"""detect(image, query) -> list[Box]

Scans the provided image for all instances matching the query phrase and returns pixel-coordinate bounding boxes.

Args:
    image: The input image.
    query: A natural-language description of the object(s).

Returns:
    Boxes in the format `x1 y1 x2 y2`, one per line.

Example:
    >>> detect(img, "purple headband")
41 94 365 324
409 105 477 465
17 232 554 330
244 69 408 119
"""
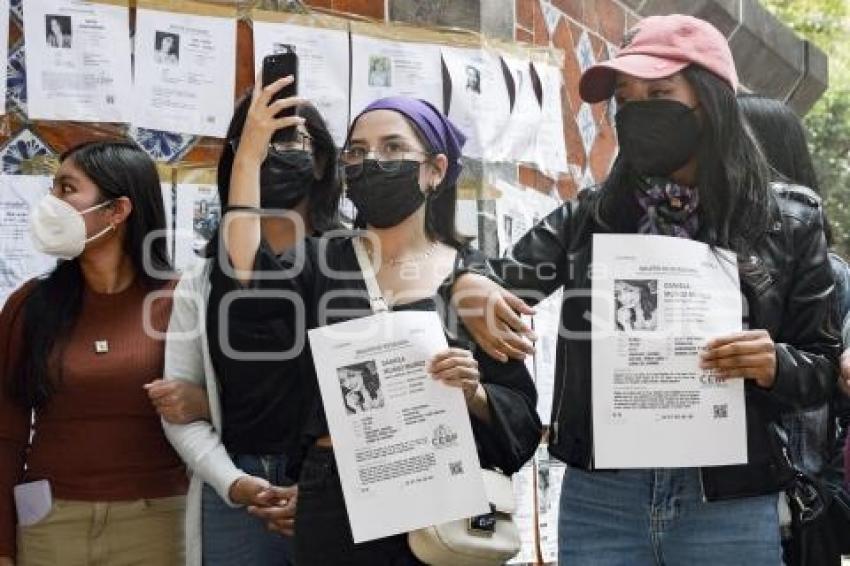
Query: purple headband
348 97 467 187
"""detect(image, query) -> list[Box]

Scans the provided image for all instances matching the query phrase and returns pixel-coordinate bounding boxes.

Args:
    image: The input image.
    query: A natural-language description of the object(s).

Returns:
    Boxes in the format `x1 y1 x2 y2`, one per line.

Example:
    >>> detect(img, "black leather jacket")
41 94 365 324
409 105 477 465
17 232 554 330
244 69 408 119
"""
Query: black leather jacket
481 183 840 500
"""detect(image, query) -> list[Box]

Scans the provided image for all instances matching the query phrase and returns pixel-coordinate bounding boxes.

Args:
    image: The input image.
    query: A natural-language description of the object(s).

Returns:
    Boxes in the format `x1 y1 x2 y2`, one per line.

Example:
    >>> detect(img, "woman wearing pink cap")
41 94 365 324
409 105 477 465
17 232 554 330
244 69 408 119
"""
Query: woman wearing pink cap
449 14 838 564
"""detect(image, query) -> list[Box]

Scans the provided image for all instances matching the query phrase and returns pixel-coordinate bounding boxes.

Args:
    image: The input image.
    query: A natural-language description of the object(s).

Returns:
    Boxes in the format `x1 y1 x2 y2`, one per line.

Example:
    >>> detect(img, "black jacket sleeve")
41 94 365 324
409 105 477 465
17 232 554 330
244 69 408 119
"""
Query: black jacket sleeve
769 198 841 410
470 349 542 475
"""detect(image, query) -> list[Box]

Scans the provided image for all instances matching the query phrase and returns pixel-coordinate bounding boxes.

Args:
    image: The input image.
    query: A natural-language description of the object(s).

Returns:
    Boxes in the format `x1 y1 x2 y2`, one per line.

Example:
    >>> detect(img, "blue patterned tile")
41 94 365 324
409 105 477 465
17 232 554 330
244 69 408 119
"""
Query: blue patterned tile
0 128 54 175
128 126 196 163
7 42 26 115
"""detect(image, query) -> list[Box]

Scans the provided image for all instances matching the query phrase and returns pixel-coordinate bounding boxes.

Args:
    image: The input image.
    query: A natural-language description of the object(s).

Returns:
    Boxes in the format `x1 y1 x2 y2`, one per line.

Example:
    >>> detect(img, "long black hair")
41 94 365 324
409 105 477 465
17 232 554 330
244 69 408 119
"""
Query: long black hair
14 140 172 408
205 91 342 258
737 94 819 192
593 66 774 256
737 93 832 244
349 114 467 249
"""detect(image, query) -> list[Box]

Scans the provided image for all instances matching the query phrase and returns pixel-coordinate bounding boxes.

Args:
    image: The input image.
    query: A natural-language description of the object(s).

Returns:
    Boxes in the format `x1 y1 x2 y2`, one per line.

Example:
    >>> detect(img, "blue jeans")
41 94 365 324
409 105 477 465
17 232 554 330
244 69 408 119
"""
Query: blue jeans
201 453 293 566
558 467 782 565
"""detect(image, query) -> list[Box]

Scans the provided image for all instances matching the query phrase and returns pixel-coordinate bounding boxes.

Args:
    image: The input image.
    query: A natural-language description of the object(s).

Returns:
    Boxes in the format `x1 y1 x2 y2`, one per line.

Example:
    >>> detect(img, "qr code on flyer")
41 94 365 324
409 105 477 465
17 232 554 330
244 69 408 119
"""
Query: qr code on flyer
449 461 464 476
713 404 728 419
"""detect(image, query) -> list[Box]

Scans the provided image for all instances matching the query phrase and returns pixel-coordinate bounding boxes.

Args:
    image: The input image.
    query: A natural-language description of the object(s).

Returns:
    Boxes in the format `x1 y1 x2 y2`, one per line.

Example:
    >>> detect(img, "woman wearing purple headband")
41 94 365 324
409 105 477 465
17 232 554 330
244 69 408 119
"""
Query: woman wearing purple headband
221 81 541 564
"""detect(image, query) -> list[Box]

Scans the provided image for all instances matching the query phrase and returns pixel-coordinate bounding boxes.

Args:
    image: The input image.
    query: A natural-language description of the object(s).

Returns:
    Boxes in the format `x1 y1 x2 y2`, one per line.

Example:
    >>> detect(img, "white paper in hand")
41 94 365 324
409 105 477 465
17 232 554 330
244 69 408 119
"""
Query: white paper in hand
14 480 53 527
308 311 489 542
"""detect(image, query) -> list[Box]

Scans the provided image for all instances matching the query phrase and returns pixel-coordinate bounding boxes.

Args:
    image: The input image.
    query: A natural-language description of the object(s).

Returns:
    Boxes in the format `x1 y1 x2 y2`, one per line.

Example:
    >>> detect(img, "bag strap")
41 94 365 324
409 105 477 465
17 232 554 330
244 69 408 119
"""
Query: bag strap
352 237 389 314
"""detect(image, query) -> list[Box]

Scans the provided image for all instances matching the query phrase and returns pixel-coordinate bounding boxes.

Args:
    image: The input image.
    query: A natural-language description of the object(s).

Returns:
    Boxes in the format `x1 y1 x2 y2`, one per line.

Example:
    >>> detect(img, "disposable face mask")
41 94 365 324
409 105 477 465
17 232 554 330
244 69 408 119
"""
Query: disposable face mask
30 193 115 259
259 149 315 210
615 99 701 178
345 160 426 228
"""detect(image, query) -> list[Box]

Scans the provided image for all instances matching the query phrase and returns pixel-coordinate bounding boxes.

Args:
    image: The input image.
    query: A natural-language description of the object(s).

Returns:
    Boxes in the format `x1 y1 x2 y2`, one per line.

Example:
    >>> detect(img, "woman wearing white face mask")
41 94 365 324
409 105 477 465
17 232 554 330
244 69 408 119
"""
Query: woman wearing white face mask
0 141 187 566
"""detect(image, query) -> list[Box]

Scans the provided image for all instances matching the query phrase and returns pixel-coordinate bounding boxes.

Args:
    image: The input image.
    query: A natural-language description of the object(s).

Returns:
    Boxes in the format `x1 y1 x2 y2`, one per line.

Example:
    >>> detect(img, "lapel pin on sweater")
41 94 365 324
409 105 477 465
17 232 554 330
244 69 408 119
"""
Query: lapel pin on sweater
94 340 109 354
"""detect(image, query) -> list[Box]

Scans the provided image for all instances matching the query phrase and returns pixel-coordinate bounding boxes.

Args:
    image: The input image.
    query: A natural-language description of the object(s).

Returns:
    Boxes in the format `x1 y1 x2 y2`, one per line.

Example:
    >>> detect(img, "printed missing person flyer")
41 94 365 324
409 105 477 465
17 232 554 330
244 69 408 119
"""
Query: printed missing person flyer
309 310 488 542
591 234 747 468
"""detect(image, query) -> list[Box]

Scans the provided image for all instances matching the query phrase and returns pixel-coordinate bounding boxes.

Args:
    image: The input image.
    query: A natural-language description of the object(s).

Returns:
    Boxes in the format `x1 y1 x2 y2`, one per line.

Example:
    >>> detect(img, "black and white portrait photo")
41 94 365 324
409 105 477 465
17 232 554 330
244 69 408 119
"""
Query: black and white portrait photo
614 279 658 332
502 215 514 243
368 56 391 87
154 31 180 66
45 15 72 49
337 361 385 416
465 65 481 94
192 195 220 256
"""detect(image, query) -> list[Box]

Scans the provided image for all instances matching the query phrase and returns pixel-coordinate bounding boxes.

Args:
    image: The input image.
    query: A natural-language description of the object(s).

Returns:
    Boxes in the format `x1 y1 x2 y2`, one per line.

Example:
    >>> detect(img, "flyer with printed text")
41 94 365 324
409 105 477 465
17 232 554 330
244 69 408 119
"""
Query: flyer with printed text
24 0 132 122
591 234 747 468
309 311 489 542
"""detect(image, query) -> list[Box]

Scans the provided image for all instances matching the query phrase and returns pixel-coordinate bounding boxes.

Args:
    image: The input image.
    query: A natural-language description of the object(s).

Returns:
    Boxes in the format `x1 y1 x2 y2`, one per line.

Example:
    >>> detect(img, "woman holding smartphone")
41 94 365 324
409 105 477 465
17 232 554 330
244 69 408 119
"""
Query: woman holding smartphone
221 79 542 564
148 82 343 566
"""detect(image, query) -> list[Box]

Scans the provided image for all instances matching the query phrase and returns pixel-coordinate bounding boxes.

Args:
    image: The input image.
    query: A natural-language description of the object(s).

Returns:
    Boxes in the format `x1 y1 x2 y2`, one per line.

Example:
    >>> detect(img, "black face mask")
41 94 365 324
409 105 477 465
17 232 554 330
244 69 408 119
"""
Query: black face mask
615 99 701 178
259 150 315 209
345 159 426 228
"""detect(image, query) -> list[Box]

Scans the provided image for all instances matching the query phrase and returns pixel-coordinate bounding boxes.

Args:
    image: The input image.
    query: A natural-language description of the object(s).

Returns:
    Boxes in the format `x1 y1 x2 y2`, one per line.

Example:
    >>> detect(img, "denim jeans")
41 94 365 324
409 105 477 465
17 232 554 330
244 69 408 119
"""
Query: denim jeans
781 405 830 477
201 453 293 566
294 445 423 566
558 467 782 565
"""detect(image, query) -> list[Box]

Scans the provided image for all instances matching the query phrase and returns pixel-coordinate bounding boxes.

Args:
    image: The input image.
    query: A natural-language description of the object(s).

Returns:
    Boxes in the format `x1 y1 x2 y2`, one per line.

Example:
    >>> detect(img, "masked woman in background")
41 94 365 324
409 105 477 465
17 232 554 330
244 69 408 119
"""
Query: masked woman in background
147 82 343 566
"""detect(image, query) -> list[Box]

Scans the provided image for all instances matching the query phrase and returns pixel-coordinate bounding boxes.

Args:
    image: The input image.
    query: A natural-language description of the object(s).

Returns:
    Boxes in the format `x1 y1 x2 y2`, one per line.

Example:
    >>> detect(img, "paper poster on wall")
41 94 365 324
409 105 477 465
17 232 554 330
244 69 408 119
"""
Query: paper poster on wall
455 199 479 248
533 289 562 423
133 7 236 137
506 463 537 564
24 0 132 122
253 18 351 147
580 166 596 191
442 46 511 160
0 176 56 308
0 0 9 115
523 174 561 223
161 182 174 263
499 54 542 163
350 33 443 118
494 182 533 256
537 446 566 563
533 63 568 175
174 182 220 271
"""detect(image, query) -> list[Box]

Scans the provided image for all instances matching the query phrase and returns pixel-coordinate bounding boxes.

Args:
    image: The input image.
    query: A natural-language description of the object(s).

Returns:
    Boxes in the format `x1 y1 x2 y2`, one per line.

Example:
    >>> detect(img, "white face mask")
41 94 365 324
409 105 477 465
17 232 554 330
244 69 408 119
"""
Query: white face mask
30 193 115 259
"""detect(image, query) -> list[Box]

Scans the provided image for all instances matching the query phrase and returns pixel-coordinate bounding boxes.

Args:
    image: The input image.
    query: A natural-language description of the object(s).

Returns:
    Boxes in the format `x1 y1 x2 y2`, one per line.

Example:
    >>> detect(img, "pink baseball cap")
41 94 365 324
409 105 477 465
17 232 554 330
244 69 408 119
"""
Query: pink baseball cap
579 14 738 103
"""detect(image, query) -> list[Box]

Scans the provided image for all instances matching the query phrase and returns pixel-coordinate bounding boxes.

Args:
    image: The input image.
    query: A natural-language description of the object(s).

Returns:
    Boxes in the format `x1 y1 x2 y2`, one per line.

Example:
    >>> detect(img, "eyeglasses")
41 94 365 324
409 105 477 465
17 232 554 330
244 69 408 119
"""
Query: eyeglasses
228 133 313 156
339 147 433 176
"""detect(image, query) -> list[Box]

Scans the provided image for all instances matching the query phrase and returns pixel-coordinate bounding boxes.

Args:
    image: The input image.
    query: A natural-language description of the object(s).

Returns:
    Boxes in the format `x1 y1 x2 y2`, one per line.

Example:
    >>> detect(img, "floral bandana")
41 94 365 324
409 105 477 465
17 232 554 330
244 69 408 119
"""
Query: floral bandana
635 177 699 238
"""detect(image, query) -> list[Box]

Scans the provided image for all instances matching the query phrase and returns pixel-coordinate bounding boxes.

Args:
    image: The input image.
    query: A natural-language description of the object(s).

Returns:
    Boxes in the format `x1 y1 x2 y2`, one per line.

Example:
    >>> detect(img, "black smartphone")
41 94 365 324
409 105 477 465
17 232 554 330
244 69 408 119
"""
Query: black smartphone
262 47 298 142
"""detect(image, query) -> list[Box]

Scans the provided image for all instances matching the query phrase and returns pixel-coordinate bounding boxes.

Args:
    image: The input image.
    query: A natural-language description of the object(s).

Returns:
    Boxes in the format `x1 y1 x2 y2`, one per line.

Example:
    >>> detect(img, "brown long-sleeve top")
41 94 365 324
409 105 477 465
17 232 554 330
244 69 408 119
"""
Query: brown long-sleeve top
0 278 188 559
